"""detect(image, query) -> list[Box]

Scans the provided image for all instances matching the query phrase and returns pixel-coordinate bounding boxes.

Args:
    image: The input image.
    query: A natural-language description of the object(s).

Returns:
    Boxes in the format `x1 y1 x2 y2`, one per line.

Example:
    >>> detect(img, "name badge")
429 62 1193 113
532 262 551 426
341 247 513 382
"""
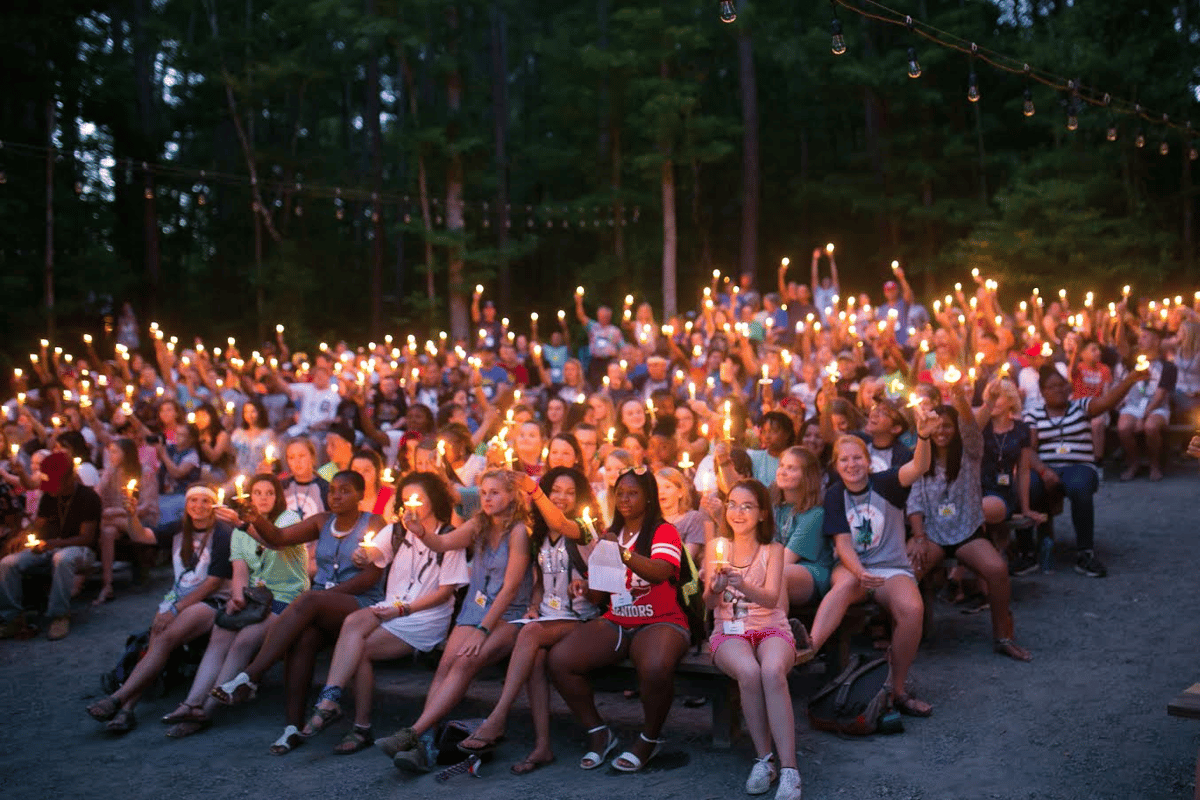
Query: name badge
1055 443 1072 455
997 474 1011 487
937 503 957 518
722 620 746 635
612 591 633 609
473 590 488 608
546 596 562 611
324 581 335 590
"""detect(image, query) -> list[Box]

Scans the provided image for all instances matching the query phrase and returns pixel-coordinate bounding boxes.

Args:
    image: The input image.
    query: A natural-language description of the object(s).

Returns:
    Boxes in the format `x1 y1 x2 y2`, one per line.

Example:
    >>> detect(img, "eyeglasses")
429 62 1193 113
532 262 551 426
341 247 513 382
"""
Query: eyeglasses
726 501 759 513
619 465 649 477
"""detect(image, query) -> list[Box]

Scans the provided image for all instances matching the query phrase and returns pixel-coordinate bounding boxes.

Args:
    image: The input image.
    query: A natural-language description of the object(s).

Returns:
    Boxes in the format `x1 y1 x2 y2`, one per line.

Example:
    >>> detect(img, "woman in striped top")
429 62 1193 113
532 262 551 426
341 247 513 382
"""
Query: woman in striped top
1025 365 1148 578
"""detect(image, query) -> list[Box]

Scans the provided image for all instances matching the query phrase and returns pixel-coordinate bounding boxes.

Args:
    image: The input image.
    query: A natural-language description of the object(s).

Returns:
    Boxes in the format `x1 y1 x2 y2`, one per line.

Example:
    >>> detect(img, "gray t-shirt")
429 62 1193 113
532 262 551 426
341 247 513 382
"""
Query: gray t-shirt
670 509 708 548
823 470 911 571
906 412 984 547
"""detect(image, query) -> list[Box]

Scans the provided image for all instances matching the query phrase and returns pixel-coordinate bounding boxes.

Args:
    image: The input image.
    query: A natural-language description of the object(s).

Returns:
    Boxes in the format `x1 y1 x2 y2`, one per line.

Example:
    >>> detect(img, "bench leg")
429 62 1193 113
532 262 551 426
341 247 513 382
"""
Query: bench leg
710 683 738 749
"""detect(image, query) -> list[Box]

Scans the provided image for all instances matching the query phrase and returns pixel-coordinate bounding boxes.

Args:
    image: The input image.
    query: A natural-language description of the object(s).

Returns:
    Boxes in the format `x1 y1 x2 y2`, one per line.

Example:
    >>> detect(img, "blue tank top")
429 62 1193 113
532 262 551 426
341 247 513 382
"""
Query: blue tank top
313 512 384 606
455 525 533 626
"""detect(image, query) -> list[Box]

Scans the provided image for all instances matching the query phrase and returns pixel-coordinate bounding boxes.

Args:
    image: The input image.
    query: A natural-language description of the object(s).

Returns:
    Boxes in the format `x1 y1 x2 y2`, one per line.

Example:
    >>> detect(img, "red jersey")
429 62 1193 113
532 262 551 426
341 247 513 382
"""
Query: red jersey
604 522 687 628
1071 362 1111 400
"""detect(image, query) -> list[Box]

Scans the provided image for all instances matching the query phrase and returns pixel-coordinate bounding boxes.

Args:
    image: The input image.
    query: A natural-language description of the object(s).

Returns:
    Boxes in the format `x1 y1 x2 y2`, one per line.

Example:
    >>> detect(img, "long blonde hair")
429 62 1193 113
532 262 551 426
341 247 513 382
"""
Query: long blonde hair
473 469 529 554
654 466 695 515
1178 318 1200 361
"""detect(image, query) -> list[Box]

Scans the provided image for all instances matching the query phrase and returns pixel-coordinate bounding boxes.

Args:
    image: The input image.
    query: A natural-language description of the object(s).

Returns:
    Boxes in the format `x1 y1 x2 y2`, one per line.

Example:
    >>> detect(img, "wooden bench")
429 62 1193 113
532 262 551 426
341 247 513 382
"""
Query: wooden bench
1167 683 1200 800
615 649 740 748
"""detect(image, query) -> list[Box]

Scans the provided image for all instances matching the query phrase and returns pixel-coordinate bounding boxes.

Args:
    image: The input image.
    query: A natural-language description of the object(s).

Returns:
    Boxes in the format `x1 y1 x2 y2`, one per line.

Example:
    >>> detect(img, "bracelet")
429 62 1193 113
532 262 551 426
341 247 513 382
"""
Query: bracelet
918 434 931 441
620 547 633 564
169 603 179 615
474 623 491 636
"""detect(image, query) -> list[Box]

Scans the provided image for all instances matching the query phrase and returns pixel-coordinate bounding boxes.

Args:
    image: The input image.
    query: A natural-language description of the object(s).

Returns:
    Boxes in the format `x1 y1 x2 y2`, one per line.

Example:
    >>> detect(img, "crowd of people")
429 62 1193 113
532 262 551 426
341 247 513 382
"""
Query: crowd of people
3 252 1200 798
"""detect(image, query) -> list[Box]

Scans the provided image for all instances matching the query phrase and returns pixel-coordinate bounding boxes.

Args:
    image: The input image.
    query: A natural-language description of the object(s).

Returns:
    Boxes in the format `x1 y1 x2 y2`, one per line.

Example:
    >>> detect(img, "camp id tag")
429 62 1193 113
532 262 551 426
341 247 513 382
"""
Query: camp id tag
722 620 746 635
937 502 957 518
997 474 1011 487
1055 443 1072 455
473 590 488 608
547 595 562 611
613 591 633 610
324 581 335 590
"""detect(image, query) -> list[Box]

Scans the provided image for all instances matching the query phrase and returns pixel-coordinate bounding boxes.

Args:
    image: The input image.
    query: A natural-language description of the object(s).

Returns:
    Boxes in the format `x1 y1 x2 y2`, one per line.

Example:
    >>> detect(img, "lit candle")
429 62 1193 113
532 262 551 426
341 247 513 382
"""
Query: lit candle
436 439 447 463
9 443 18 459
1040 342 1053 358
580 507 598 541
678 452 694 471
825 243 835 254
264 445 275 464
83 333 92 344
234 475 247 500
700 422 710 439
24 533 42 549
646 398 656 423
759 364 771 385
576 286 585 297
688 381 696 401
712 537 730 569
382 468 394 485
125 478 138 496
606 426 616 444
404 493 423 510
557 309 566 321
187 412 196 424
906 392 923 409
891 260 900 271
1136 354 1150 371
216 488 225 506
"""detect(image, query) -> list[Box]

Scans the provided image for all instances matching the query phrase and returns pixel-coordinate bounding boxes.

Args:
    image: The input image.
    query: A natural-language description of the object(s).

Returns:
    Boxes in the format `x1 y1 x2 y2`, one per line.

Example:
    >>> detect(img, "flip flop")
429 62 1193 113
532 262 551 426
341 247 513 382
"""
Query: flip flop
579 725 618 770
458 730 505 754
511 755 556 775
161 702 206 724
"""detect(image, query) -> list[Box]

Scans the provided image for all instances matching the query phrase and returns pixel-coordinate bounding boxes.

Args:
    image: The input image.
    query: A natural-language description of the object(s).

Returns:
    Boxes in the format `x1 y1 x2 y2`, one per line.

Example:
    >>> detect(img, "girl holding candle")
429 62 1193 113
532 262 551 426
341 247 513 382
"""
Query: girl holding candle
163 473 308 737
93 438 160 605
299 473 468 754
376 468 534 773
208 471 385 754
704 479 803 800
350 448 395 516
86 484 234 733
231 399 276 476
455 468 600 773
192 403 235 482
547 467 689 773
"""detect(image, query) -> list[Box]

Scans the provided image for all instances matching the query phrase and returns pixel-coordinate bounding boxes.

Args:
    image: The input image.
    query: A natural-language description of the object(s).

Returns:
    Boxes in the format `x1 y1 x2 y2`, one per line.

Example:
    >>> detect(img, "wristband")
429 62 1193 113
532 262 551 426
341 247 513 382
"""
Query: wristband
918 434 931 441
170 603 179 615
474 623 490 636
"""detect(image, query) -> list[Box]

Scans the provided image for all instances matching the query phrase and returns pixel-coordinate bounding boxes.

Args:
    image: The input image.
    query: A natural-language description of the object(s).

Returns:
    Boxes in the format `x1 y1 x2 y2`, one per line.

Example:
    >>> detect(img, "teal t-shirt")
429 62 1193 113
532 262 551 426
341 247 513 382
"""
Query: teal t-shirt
230 509 310 604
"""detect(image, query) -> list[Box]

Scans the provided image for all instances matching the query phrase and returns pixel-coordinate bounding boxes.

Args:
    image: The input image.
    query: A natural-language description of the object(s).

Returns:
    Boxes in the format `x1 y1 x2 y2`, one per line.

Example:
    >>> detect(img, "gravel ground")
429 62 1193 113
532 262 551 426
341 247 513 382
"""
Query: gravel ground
1 472 1197 799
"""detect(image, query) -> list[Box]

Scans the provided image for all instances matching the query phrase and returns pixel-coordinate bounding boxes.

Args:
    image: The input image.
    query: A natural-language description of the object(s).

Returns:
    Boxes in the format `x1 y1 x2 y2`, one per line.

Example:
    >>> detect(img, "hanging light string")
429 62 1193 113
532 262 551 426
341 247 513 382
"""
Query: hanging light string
0 138 642 226
829 0 1194 140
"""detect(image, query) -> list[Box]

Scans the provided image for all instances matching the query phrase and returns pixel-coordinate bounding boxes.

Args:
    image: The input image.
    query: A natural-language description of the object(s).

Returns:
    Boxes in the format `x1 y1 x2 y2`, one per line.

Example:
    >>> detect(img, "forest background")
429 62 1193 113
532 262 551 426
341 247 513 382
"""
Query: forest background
1 0 1198 369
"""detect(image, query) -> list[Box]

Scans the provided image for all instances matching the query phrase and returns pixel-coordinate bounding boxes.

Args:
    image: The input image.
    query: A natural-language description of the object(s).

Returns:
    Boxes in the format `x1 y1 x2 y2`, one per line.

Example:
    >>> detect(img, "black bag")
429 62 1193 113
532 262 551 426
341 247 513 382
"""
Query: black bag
100 629 210 696
433 718 493 765
674 545 708 646
214 585 274 631
807 654 902 736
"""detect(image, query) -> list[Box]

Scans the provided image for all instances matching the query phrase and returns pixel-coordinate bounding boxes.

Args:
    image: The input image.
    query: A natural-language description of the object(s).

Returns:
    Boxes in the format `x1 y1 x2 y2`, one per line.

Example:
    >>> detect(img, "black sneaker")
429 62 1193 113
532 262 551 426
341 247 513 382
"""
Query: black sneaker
1074 550 1107 578
1008 552 1039 576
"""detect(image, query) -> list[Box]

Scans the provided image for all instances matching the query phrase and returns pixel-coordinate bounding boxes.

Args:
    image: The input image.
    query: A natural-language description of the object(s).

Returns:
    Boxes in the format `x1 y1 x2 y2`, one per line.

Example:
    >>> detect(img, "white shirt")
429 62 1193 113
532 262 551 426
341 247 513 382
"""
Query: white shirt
368 523 469 652
291 383 342 431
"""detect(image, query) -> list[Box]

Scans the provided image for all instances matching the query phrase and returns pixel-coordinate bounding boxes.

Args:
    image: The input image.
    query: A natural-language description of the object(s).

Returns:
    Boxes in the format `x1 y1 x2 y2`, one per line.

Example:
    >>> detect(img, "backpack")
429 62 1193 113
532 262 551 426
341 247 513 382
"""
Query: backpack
806 654 902 736
674 545 708 647
100 629 210 697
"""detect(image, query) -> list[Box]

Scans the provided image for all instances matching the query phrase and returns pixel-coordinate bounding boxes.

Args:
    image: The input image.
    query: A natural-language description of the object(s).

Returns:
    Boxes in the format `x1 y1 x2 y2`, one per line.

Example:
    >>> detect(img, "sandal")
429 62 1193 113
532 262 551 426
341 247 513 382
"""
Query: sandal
106 708 137 733
891 692 933 718
612 732 665 773
333 725 374 755
458 728 505 754
301 703 343 737
210 672 257 705
91 586 114 607
86 696 120 722
579 724 618 770
161 702 206 724
268 725 305 755
994 638 1033 662
166 717 211 739
511 754 556 775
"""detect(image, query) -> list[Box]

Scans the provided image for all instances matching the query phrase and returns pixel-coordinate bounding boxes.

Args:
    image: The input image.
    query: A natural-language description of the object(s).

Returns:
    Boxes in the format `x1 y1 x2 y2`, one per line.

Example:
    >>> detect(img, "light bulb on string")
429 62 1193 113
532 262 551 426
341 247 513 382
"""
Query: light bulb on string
1190 142 1199 161
718 0 736 23
0 170 6 185
1065 81 1078 131
967 70 979 103
1107 123 1119 142
830 17 846 56
1022 88 1035 117
1135 130 1146 149
907 47 921 79
1159 139 1170 156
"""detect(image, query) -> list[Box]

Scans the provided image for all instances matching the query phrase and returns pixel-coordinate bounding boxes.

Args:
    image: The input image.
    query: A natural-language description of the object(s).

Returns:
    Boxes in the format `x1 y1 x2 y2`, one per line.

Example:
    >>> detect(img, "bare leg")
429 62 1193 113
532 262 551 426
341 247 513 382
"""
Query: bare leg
756 636 799 771
956 539 1031 661
808 566 868 653
465 620 577 745
524 649 555 761
111 604 216 711
547 618 624 756
873 575 927 712
1090 415 1107 462
1145 414 1166 480
180 625 237 710
93 523 119 604
1117 414 1139 479
615 624 688 766
243 590 359 683
408 623 521 737
346 629 413 728
283 626 327 728
713 637 771 759
783 564 816 607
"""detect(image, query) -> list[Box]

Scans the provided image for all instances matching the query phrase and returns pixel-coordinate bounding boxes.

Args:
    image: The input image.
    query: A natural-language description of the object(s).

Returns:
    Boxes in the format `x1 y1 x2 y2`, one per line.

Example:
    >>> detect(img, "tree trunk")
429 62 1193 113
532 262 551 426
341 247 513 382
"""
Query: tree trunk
662 158 677 317
736 0 759 281
399 52 436 310
446 7 468 340
365 0 385 337
490 2 511 308
133 0 160 318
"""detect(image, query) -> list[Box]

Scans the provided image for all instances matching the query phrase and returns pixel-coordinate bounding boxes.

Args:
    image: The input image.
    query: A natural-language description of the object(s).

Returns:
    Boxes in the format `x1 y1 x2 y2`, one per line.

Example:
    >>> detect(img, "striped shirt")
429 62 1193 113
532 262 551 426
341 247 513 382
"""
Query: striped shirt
1024 399 1094 466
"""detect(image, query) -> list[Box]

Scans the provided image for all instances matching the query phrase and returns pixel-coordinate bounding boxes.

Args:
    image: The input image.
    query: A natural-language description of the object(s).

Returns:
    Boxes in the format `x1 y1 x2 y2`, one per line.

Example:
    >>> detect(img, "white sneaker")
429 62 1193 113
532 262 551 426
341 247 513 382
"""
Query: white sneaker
746 753 776 794
775 767 802 800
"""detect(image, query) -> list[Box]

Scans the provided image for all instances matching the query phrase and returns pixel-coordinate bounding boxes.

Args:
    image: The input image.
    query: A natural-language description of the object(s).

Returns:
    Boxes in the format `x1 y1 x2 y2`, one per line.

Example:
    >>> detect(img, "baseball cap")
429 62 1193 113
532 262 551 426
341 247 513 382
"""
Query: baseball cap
883 280 899 291
39 451 72 494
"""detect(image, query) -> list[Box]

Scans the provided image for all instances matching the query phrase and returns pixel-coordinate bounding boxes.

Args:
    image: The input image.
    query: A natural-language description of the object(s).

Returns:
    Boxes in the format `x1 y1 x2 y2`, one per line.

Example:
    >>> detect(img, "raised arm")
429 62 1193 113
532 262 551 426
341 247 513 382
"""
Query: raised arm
897 408 938 487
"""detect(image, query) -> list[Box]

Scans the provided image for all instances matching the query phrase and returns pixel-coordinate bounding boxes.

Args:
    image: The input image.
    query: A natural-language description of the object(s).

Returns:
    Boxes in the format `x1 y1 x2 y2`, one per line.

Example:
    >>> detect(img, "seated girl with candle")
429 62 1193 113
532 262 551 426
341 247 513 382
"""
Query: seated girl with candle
376 468 533 773
208 470 385 755
455 467 601 774
86 484 234 733
804 406 939 717
770 446 833 609
93 438 159 605
161 473 309 737
299 472 468 754
547 467 690 773
351 448 395 516
705 479 802 800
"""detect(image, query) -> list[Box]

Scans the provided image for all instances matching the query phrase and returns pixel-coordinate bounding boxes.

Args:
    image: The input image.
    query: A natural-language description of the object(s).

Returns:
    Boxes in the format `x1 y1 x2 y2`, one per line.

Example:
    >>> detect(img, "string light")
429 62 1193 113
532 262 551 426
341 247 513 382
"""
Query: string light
719 0 736 23
967 47 980 103
1023 88 1035 118
830 1 846 56
907 47 922 79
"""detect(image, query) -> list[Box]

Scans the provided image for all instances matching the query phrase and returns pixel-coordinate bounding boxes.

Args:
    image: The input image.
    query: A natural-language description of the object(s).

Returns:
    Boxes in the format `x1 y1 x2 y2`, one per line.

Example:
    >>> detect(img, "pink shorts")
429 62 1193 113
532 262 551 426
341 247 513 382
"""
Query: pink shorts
710 626 795 656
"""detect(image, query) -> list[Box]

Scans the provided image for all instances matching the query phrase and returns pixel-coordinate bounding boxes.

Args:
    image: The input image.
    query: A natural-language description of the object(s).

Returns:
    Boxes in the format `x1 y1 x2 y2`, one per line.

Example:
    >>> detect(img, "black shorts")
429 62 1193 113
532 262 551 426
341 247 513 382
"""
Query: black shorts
940 526 988 560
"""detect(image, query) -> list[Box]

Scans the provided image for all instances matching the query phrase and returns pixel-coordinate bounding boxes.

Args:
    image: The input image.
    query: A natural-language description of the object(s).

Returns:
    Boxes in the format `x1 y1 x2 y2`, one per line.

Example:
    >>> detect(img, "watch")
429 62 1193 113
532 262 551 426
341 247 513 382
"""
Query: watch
620 547 632 564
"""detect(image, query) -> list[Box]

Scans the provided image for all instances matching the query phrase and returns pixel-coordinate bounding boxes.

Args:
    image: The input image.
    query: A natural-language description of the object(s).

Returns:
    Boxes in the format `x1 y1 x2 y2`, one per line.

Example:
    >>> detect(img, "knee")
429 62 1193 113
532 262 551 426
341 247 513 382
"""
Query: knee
890 595 924 624
1117 416 1135 434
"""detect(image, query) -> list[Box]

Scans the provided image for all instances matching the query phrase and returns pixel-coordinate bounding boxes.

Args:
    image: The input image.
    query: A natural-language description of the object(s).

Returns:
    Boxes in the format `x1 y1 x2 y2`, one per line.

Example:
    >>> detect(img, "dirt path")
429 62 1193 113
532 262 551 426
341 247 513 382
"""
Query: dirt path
1 473 1197 799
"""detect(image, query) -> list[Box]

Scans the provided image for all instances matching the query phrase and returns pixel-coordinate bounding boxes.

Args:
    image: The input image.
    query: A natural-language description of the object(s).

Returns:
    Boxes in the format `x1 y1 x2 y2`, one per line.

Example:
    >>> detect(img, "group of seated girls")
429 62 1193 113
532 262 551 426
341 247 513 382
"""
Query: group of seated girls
81 385 1038 800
